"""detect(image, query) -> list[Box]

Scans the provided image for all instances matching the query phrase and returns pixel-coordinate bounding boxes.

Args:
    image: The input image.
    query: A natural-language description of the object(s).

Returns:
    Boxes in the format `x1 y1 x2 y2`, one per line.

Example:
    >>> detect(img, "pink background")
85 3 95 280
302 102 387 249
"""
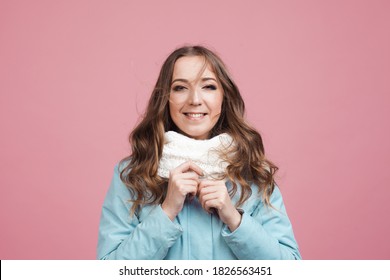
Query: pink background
1 0 389 259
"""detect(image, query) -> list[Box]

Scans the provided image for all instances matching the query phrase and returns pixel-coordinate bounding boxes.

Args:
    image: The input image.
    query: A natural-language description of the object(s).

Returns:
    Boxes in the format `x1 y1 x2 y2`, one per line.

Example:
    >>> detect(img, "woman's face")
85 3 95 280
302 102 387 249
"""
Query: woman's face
169 56 224 140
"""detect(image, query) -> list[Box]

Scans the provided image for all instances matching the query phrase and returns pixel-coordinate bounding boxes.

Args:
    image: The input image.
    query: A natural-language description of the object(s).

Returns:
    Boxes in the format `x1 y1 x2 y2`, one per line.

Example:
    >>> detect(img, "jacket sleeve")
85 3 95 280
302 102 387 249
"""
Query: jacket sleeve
221 186 301 260
97 164 183 260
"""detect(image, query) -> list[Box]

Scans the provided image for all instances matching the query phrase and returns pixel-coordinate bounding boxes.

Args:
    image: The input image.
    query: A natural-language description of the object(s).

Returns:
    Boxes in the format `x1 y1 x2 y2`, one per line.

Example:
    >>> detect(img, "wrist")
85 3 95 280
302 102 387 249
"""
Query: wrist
161 202 178 221
225 208 243 232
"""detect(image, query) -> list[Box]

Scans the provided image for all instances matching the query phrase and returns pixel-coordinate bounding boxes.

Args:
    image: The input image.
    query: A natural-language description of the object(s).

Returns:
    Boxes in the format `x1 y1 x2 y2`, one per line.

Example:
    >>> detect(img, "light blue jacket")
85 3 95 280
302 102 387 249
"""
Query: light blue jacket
97 164 301 260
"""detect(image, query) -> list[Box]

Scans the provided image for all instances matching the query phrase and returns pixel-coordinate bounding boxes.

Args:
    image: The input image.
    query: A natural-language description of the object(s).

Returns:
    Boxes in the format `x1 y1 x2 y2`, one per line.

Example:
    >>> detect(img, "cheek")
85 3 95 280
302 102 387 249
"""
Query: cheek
209 96 223 115
169 99 182 118
169 104 176 119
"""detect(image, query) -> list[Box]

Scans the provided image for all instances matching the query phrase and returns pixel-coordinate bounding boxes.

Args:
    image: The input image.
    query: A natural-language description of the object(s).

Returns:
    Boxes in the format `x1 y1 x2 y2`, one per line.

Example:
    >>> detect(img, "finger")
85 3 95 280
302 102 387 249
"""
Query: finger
198 186 218 198
173 161 204 176
198 180 222 194
198 179 225 188
197 181 209 196
176 172 202 181
198 180 211 191
176 179 199 191
199 192 219 209
185 184 198 197
203 199 221 214
199 189 223 209
187 161 204 176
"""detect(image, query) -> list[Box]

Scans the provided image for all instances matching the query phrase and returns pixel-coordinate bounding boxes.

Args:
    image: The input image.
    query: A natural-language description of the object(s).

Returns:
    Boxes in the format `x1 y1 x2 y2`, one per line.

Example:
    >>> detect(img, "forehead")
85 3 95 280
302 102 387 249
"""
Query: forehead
172 56 216 80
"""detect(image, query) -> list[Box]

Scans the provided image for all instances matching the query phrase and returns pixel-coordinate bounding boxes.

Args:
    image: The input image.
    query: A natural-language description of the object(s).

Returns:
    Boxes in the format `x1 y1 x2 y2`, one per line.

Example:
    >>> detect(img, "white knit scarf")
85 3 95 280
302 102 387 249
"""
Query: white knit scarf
157 131 234 179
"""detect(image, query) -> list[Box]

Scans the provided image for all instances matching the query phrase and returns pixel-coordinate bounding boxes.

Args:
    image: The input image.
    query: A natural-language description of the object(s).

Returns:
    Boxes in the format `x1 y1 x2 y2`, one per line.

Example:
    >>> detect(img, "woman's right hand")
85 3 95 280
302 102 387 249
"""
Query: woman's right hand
161 161 204 221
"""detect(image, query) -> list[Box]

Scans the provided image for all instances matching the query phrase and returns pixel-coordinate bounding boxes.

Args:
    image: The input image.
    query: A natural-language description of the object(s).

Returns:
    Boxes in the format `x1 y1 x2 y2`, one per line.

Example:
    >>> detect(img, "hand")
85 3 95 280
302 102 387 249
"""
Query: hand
198 179 242 232
161 161 203 221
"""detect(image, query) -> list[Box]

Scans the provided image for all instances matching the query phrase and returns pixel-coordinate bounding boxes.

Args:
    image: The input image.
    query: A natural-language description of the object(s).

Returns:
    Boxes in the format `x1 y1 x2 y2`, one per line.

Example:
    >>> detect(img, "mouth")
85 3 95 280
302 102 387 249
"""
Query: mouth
184 113 207 120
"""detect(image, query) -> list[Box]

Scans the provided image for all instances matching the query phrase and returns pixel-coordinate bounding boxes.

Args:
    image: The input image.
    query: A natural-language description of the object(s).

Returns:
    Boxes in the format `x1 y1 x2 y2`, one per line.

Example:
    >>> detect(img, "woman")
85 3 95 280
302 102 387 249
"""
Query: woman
97 45 301 260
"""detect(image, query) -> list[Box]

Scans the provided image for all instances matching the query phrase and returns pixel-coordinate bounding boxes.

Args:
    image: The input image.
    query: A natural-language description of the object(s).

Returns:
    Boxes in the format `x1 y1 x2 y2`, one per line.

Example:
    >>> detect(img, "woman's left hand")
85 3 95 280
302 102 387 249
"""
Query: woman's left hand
198 179 242 232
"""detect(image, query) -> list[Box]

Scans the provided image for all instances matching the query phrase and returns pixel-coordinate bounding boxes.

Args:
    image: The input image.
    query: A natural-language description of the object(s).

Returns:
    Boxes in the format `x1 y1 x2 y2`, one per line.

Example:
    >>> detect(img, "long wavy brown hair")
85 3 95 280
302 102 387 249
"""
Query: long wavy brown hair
120 45 278 215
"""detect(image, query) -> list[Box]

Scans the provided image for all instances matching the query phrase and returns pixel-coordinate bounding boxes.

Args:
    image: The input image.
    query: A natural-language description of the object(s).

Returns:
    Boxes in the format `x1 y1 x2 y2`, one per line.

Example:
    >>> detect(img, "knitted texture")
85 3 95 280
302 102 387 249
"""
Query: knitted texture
157 131 233 179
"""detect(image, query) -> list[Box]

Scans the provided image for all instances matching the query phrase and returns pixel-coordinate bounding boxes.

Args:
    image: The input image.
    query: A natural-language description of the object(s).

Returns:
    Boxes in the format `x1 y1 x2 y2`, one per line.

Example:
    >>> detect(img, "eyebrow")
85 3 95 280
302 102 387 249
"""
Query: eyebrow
171 77 217 84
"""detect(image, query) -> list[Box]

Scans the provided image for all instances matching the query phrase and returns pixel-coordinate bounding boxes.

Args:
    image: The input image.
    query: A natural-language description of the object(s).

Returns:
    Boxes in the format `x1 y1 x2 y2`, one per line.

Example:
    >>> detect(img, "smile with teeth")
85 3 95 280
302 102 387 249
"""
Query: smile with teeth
184 113 207 119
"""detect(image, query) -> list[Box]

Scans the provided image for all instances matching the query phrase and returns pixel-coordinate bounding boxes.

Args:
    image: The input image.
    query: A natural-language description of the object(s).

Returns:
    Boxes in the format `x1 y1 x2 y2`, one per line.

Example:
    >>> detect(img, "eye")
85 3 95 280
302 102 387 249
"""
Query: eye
172 85 186 92
203 84 217 90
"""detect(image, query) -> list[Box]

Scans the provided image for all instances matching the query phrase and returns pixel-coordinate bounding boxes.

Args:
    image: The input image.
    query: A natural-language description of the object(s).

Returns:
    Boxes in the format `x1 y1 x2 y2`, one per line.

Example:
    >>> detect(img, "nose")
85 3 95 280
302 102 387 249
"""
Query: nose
188 88 202 106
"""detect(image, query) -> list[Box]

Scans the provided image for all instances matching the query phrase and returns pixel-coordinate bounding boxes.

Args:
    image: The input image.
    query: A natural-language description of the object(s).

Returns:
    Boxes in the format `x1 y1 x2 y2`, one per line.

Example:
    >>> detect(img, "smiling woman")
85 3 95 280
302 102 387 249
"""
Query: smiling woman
97 45 301 260
169 56 224 140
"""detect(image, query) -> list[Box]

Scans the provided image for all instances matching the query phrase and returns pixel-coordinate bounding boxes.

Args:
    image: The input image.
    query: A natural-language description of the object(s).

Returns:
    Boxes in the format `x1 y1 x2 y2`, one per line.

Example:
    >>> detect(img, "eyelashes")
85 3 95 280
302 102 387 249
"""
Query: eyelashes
172 85 186 92
171 84 217 92
204 85 217 90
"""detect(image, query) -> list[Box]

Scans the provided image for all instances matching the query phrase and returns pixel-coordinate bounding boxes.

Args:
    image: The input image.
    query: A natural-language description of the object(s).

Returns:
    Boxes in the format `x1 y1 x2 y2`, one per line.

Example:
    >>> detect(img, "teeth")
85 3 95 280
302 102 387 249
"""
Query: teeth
186 113 204 118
